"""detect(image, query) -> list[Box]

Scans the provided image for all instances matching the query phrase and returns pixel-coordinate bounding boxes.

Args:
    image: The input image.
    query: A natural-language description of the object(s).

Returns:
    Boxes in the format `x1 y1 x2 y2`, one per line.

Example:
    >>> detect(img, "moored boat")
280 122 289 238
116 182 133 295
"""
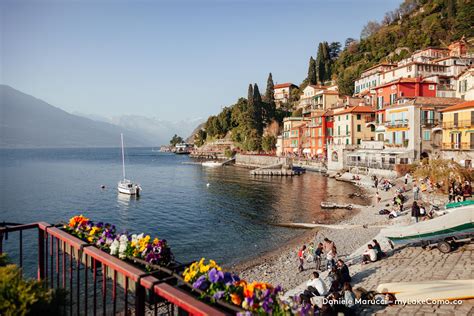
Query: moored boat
202 161 223 167
117 134 141 196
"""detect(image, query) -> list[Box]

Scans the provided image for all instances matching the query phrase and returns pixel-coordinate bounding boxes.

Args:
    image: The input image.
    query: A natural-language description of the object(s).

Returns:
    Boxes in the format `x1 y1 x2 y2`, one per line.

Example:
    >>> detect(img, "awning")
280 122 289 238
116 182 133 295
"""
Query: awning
316 149 323 154
375 126 386 132
431 127 442 132
303 148 311 154
449 131 461 134
293 148 298 152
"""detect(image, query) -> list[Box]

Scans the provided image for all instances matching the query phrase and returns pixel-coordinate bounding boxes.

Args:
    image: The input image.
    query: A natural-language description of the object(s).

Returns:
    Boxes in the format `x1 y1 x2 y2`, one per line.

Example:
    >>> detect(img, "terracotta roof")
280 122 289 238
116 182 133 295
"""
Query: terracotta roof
274 83 298 89
361 62 397 74
440 101 474 112
334 106 375 115
375 78 436 89
410 97 463 106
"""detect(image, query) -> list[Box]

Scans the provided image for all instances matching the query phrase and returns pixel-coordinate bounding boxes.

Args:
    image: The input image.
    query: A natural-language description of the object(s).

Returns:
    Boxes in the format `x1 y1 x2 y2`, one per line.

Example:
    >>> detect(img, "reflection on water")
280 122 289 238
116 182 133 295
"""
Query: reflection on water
0 148 366 267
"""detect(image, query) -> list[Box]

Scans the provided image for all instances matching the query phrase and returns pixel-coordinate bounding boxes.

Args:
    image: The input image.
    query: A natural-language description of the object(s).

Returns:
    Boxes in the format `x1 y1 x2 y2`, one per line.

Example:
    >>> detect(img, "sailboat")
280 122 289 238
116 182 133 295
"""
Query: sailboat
117 133 142 196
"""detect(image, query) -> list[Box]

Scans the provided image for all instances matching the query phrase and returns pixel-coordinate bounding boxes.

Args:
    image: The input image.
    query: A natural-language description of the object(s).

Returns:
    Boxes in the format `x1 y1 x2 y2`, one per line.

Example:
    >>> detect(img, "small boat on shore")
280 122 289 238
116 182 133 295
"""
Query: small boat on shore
377 280 474 301
320 202 353 210
381 206 474 252
202 161 223 167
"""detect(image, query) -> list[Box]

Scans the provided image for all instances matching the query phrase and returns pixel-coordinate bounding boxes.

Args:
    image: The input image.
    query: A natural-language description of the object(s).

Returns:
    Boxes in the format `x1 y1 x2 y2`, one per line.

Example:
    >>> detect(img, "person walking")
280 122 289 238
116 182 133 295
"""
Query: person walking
314 242 323 271
298 245 306 272
376 191 381 204
404 173 409 185
411 201 420 223
413 184 420 201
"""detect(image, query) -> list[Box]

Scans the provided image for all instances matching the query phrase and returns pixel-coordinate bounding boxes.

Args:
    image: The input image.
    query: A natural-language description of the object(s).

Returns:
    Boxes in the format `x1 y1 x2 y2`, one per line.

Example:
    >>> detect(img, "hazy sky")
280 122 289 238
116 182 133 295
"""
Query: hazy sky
1 0 401 121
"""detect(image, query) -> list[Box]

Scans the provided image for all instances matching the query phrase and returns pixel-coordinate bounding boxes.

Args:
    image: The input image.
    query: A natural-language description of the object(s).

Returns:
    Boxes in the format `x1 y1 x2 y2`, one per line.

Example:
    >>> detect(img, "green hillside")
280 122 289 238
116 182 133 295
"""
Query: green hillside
335 0 474 95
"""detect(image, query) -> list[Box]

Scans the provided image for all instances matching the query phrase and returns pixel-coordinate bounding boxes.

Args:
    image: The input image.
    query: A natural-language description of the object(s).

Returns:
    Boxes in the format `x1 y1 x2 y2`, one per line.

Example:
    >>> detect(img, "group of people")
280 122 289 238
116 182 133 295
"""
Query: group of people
298 238 338 273
372 175 394 192
448 180 472 202
300 260 356 314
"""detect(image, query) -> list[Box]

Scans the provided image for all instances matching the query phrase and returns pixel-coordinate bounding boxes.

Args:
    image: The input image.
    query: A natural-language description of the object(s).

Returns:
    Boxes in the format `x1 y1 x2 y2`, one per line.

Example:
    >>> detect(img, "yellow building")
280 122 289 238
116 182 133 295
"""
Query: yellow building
440 100 474 167
333 106 375 146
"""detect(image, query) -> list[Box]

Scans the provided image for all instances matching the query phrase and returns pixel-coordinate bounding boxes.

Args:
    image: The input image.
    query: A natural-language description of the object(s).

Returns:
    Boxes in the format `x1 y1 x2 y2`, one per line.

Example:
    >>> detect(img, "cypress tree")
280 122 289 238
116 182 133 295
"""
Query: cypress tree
265 73 276 123
253 83 264 136
247 84 254 108
307 57 317 85
265 73 275 102
316 43 326 84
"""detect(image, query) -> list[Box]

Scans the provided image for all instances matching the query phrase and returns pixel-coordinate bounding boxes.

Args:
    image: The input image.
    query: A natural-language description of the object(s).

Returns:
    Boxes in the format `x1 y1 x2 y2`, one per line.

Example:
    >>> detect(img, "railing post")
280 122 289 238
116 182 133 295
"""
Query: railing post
135 282 146 316
38 228 45 280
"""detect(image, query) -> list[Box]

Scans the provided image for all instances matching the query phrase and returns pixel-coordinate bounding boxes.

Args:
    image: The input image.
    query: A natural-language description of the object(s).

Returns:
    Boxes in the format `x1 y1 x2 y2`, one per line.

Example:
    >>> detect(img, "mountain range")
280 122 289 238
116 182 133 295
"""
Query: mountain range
0 85 202 148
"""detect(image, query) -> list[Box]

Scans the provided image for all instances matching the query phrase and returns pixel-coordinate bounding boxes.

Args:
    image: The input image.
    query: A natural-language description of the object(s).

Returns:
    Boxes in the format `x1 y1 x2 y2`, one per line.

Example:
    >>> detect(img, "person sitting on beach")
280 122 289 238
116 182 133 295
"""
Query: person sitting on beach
314 242 323 271
388 207 399 219
336 259 351 284
302 271 328 299
372 239 385 260
343 282 356 312
298 245 306 272
362 244 377 264
328 266 341 292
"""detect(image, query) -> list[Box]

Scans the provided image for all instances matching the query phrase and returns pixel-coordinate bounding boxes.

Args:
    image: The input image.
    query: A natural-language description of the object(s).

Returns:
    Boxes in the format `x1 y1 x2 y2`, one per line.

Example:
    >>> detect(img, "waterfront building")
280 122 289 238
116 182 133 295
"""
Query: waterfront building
456 67 474 101
274 83 298 108
377 97 463 163
281 117 310 155
440 100 474 167
332 105 375 146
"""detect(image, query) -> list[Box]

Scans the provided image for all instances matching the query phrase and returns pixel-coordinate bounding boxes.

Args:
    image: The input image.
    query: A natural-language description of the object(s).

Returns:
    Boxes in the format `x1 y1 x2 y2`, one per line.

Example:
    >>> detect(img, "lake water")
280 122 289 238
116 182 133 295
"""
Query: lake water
0 148 366 268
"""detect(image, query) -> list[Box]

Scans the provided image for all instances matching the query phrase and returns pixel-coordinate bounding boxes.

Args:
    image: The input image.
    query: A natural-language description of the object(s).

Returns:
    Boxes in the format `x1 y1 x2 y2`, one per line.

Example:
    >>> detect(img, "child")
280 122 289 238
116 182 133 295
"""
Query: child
298 245 306 272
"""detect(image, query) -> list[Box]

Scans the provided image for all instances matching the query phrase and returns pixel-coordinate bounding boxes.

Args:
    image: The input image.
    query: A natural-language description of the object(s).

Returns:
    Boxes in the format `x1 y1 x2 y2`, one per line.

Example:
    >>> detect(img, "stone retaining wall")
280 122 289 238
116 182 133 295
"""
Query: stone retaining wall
235 154 288 168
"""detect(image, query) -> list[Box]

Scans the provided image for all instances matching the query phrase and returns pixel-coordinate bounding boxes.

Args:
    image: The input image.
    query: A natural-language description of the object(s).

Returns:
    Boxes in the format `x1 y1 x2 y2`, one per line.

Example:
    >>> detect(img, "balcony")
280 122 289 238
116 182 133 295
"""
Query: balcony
442 120 473 129
420 118 439 127
442 142 474 150
347 160 395 170
365 116 376 123
384 119 409 128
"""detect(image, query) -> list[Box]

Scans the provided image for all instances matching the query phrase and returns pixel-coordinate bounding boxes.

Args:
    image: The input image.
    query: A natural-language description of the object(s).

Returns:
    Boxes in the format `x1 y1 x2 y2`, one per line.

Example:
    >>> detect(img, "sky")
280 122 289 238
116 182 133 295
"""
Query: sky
1 0 402 121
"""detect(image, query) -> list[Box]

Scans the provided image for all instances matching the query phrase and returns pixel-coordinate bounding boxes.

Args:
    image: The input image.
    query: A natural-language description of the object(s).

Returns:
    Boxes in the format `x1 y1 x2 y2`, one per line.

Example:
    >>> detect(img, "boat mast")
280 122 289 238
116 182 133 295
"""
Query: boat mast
121 133 126 180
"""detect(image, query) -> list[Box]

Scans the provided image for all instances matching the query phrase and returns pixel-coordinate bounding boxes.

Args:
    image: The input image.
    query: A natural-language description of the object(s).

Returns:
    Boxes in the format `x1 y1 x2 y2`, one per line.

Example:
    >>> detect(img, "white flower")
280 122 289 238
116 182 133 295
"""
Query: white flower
131 234 138 244
137 233 144 241
110 240 119 256
118 235 129 259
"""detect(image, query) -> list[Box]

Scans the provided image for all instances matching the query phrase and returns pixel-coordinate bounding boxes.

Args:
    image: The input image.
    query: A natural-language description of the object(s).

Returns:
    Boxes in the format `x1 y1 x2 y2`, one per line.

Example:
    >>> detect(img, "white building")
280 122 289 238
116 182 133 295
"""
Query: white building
456 67 474 101
274 83 298 108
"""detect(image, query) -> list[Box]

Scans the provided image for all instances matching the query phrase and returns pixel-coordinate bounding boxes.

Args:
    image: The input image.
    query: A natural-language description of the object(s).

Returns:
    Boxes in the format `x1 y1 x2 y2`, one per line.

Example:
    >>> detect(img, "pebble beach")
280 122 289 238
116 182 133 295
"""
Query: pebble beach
233 173 474 314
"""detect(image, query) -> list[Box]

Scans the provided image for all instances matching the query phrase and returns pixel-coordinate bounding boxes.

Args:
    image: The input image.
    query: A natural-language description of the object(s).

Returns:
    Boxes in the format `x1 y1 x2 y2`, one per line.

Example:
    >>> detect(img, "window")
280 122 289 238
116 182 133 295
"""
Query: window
429 84 435 90
327 128 333 136
346 139 349 145
357 138 361 145
371 125 375 132
338 126 341 136
356 114 361 120
338 116 341 121
423 131 431 141
318 139 322 146
390 93 397 104
346 115 349 120
346 125 349 135
357 124 361 132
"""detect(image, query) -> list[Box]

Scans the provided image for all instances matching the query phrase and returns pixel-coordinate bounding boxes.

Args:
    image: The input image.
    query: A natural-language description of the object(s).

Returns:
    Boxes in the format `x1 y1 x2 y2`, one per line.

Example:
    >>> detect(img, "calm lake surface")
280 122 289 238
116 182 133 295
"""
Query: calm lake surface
0 148 366 269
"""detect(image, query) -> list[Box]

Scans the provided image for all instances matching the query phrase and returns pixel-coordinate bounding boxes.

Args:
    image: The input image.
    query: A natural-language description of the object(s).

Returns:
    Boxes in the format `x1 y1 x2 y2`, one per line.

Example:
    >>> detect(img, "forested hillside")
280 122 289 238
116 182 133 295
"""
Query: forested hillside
334 0 474 95
195 0 474 151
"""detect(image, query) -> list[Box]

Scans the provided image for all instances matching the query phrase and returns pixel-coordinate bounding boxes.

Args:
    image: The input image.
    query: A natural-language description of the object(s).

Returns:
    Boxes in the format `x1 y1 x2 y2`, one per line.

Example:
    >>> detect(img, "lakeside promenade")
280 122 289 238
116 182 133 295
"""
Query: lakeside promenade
237 174 474 314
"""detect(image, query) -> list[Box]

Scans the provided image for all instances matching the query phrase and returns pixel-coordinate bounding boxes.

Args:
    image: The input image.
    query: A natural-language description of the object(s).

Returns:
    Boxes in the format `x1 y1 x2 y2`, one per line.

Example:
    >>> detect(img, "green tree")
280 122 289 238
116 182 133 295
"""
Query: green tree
329 42 341 60
263 73 276 124
316 42 332 84
253 83 264 136
307 57 317 85
194 129 207 147
169 134 184 146
262 135 277 152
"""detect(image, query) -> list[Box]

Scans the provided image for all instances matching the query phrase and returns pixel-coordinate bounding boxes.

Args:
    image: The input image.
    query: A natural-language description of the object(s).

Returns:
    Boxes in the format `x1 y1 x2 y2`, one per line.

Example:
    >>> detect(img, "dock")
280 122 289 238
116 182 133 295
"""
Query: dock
250 163 304 176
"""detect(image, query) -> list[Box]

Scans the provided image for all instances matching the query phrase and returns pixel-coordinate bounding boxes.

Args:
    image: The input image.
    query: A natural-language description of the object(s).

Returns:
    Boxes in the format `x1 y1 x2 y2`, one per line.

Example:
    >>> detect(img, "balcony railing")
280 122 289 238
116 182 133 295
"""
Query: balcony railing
384 119 409 128
365 116 376 123
442 142 474 150
0 222 238 315
347 161 395 170
420 118 439 127
442 120 473 129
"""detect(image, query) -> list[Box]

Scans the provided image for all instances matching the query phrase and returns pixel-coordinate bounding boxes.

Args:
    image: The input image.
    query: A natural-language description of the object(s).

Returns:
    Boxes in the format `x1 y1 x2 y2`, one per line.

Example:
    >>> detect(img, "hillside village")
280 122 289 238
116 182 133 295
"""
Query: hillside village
277 39 474 172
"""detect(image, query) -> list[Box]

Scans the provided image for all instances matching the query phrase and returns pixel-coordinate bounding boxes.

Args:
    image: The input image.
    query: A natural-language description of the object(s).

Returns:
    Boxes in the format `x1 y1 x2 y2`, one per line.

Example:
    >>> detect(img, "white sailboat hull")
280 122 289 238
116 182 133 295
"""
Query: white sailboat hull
118 180 141 195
